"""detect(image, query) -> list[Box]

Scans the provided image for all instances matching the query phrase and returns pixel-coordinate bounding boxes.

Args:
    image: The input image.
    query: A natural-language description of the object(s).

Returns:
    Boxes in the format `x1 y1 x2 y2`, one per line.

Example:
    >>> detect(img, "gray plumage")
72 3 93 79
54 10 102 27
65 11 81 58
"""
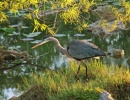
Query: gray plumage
67 40 106 60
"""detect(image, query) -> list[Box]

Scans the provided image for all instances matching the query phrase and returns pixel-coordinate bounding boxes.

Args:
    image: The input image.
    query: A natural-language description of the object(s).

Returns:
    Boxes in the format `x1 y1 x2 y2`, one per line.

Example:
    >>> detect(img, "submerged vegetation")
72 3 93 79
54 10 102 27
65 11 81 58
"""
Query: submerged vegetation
16 60 130 100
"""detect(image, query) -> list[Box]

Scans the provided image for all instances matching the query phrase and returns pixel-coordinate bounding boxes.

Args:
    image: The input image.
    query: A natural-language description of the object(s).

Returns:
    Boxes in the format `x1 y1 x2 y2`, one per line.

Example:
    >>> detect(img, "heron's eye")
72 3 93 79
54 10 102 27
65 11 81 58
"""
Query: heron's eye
67 47 69 50
43 36 49 40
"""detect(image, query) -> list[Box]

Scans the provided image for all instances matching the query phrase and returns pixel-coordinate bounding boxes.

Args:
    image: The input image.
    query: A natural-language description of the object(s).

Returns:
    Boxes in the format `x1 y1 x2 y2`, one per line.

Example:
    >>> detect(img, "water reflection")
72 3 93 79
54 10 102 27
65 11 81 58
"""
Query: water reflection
3 88 22 100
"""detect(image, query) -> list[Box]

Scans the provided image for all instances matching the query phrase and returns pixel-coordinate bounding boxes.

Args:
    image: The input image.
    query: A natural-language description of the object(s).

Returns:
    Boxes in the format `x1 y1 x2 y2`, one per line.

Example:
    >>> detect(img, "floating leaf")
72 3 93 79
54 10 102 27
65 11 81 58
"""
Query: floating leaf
10 25 28 29
8 31 20 36
0 28 15 33
22 38 34 41
74 34 85 37
10 25 19 28
112 2 120 6
22 26 29 29
26 32 41 37
8 45 21 50
54 34 66 37
30 40 42 44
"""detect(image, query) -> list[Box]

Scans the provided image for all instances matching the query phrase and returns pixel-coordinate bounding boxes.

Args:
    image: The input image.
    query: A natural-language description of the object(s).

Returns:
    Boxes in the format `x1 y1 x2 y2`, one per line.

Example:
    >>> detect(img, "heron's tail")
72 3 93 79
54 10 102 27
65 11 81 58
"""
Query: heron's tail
104 52 111 56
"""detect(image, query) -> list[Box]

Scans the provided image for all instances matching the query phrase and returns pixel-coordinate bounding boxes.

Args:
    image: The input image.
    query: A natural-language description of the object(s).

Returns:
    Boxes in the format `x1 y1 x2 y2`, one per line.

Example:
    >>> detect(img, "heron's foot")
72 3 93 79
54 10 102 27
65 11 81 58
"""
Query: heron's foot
85 76 89 81
80 75 89 81
74 74 80 80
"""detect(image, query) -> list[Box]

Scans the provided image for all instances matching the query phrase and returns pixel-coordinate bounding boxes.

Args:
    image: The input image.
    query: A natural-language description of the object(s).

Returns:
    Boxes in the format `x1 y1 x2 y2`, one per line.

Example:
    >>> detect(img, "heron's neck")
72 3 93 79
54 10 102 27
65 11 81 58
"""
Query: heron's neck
49 37 69 57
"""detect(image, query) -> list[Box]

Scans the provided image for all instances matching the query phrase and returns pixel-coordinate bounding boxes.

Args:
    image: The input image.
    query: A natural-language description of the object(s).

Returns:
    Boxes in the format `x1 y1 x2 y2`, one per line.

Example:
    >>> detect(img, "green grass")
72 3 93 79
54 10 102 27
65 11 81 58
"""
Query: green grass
19 60 130 100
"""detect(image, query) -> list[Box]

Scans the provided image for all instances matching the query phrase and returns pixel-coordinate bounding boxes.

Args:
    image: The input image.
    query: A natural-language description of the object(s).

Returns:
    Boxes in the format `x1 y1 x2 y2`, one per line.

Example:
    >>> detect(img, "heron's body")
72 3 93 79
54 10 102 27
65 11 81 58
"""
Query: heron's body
67 40 105 60
32 36 106 78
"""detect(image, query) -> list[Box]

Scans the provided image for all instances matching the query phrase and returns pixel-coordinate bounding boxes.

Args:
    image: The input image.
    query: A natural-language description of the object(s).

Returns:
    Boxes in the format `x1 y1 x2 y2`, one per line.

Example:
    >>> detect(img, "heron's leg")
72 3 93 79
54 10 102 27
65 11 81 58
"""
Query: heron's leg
75 61 81 79
85 64 88 78
76 65 81 76
82 61 88 78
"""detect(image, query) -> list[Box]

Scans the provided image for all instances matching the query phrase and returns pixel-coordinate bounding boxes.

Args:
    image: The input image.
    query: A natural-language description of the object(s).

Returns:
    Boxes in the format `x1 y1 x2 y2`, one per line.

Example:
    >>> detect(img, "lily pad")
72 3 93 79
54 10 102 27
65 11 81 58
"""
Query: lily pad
8 46 21 50
22 26 29 29
112 2 120 6
30 40 42 44
8 31 20 36
74 34 85 37
54 34 66 37
22 38 34 41
10 24 28 29
0 28 15 33
10 22 23 27
10 25 19 28
25 32 41 37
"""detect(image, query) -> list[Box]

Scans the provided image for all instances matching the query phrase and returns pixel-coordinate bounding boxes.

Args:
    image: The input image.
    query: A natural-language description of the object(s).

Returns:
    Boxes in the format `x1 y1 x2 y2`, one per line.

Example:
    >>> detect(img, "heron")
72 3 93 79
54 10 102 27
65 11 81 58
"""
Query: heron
32 36 106 78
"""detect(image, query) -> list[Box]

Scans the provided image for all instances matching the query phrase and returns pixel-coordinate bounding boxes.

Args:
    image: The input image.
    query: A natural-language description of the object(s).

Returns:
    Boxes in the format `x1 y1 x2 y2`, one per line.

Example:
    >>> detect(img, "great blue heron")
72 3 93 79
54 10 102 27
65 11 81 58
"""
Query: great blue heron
32 36 106 78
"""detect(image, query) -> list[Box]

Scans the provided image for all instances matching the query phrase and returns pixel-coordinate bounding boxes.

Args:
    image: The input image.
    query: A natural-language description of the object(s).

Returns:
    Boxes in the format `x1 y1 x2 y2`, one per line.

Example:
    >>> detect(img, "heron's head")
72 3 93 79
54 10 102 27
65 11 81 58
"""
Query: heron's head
32 36 52 49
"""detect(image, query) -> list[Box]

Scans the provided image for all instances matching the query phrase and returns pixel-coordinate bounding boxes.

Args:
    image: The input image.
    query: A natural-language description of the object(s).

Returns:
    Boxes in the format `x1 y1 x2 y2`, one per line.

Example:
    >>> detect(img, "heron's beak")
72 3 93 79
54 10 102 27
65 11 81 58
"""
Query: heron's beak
32 40 50 49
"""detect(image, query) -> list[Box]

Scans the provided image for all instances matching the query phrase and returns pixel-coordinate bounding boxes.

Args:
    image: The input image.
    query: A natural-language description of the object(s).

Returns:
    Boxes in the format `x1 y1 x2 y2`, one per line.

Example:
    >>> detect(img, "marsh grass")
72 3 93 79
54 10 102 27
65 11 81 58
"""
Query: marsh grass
20 60 130 100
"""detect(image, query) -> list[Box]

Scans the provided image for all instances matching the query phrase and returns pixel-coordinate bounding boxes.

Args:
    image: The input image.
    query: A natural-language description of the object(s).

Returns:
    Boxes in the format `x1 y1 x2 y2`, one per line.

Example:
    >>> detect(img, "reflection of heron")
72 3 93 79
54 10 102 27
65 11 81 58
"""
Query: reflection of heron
32 36 106 78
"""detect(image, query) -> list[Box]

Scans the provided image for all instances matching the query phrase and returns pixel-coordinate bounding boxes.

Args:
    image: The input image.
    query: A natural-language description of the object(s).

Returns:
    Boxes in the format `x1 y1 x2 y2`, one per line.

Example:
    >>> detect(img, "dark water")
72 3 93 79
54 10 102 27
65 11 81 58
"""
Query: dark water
0 19 130 99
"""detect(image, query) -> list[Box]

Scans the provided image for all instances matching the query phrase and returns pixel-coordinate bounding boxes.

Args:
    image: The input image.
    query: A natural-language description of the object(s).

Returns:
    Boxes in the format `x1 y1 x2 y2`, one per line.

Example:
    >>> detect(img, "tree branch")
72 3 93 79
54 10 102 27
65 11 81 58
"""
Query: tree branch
0 62 48 71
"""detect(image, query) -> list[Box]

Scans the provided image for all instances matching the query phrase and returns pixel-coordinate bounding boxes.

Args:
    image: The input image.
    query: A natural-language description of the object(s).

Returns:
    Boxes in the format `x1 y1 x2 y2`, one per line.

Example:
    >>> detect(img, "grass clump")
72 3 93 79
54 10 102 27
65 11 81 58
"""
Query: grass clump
19 60 130 100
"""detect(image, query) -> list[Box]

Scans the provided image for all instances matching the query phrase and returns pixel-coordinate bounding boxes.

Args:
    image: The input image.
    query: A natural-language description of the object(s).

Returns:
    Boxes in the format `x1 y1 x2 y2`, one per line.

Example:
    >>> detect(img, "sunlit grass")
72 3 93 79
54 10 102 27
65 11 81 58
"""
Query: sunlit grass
20 59 130 100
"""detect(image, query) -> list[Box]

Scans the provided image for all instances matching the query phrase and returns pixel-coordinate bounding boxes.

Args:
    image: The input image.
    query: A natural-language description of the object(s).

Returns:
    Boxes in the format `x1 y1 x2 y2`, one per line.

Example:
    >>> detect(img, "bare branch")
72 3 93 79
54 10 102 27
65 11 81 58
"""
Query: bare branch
0 62 47 71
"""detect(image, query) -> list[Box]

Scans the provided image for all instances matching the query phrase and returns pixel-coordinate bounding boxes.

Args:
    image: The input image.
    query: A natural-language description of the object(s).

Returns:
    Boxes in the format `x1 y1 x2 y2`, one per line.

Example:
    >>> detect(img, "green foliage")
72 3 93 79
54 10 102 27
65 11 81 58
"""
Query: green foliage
20 60 130 99
52 88 99 100
0 27 14 33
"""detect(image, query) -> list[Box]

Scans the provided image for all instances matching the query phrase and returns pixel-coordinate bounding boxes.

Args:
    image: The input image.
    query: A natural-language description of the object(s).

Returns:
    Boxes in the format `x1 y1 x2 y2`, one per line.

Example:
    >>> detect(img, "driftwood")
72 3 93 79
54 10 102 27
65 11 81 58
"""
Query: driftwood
0 49 29 70
24 8 67 19
88 20 126 37
0 49 29 61
0 62 46 71
0 49 46 71
86 5 127 37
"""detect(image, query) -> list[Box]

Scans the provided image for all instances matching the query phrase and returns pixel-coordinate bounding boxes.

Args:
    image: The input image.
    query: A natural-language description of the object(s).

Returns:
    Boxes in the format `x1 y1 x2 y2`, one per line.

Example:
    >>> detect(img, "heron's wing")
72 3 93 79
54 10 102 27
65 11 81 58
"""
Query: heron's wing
67 40 105 60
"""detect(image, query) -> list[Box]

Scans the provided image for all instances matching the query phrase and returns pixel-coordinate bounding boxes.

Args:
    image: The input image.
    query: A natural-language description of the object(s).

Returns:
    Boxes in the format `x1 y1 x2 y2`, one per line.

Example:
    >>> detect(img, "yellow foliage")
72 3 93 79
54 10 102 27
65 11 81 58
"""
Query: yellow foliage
108 20 121 32
33 19 41 32
0 1 9 23
79 0 95 12
0 0 130 33
0 1 8 10
33 9 39 19
60 0 94 25
0 11 8 23
61 7 80 24
40 24 48 31
10 5 19 14
26 13 32 19
76 21 89 32
28 0 39 7
60 0 75 8
111 1 130 23
48 28 55 35
32 19 54 34
82 21 89 28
